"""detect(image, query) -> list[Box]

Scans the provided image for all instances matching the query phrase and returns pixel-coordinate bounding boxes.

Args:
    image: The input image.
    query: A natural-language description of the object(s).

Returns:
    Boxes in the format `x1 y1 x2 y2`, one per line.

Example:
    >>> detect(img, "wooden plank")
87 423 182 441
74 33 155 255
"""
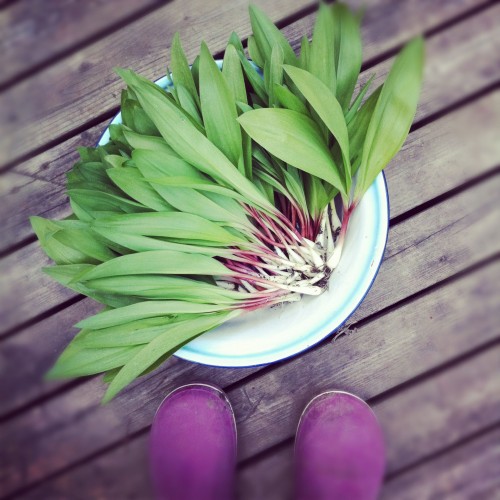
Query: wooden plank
0 0 312 166
0 300 100 417
0 0 494 168
236 343 500 500
381 428 500 499
14 259 500 499
1 178 499 495
2 125 499 416
3 83 499 255
0 0 168 88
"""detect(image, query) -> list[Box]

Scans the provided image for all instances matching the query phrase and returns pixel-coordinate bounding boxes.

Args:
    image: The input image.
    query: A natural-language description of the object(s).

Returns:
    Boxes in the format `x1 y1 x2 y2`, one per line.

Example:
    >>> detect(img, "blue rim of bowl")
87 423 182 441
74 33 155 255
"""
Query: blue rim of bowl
98 68 390 368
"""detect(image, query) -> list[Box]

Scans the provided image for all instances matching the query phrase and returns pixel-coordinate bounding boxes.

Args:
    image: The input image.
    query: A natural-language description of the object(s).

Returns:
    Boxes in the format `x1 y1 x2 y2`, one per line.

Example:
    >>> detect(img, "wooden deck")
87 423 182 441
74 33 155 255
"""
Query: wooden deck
1 0 499 498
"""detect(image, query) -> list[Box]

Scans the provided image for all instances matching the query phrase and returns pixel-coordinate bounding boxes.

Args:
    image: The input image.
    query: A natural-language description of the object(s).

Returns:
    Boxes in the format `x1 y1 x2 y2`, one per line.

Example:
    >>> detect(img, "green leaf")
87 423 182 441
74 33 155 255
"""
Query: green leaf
248 4 297 66
176 84 203 127
283 65 351 189
331 3 363 111
84 275 245 303
76 300 231 330
309 3 336 93
222 43 247 105
274 84 308 115
199 42 242 166
266 45 284 107
170 32 200 107
91 212 245 245
345 74 375 124
348 85 382 171
106 167 175 212
356 38 424 199
103 311 238 402
247 35 264 68
238 108 346 194
47 343 142 379
77 316 181 348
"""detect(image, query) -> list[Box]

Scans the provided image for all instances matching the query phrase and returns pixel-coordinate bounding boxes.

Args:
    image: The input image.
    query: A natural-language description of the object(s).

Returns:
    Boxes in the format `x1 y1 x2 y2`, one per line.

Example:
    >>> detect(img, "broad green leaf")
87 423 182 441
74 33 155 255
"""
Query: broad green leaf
47 343 141 379
331 3 363 111
31 217 91 264
348 85 382 171
122 128 178 156
68 189 147 216
222 44 247 105
274 84 308 115
77 316 182 348
85 275 245 303
76 300 231 330
76 249 233 282
266 45 284 107
345 74 375 124
299 35 310 70
309 3 335 93
247 35 264 68
93 230 234 256
283 65 351 189
248 4 297 66
199 42 242 166
238 108 346 194
91 212 245 244
170 32 200 107
176 84 203 126
107 167 175 211
103 311 239 401
356 38 424 199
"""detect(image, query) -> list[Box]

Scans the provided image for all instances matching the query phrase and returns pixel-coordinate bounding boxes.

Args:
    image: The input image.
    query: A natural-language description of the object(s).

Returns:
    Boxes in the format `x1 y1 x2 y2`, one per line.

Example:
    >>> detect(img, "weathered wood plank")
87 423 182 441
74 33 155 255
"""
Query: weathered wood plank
381 428 500 499
0 300 99 417
0 0 312 166
0 0 168 88
236 342 500 500
1 0 495 167
15 259 500 499
1 177 499 495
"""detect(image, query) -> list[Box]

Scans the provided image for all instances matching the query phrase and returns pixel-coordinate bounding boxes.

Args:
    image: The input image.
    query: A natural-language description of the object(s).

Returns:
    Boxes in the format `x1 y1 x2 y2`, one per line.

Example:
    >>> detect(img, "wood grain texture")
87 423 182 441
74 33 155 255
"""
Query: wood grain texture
0 0 493 168
0 0 168 87
15 259 500 499
1 177 499 495
0 0 312 166
382 428 500 499
2 3 499 254
237 343 500 500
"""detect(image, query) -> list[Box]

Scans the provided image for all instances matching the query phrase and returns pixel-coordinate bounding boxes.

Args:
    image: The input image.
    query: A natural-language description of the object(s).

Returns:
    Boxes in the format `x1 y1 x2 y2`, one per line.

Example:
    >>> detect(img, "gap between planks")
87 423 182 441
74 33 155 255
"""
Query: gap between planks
0 0 496 170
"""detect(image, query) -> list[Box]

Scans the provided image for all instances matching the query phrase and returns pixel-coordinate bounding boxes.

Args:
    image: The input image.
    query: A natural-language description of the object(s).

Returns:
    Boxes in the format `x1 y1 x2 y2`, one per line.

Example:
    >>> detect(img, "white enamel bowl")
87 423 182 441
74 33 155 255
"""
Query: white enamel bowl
100 73 389 368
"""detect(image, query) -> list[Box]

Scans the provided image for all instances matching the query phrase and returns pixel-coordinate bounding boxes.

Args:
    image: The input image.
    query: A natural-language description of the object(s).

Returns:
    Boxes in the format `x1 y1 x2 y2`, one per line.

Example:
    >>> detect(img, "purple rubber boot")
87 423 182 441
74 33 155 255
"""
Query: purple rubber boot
149 383 237 500
294 391 385 500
